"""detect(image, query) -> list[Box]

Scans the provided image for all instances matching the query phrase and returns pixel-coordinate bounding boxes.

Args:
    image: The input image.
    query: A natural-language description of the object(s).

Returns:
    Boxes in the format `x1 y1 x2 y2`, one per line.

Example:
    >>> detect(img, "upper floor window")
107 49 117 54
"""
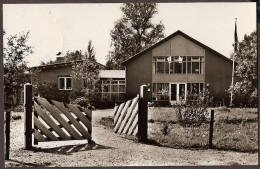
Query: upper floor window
153 56 169 74
58 77 73 90
153 56 204 74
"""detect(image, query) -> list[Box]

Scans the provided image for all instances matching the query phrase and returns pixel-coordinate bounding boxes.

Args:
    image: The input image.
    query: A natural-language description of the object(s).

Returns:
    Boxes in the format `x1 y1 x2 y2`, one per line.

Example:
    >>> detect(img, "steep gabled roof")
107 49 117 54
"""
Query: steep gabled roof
122 30 233 65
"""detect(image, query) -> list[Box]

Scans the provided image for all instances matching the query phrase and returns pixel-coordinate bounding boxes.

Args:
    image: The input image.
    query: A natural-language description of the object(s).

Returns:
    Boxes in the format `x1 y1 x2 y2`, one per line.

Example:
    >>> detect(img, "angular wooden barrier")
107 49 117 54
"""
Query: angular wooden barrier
114 95 139 136
33 97 92 142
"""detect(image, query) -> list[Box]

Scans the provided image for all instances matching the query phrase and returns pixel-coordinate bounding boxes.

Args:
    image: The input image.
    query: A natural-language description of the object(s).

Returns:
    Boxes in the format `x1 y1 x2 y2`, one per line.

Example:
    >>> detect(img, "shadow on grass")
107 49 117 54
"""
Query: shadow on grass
211 145 258 154
139 138 208 151
30 142 114 155
140 139 257 153
6 159 52 167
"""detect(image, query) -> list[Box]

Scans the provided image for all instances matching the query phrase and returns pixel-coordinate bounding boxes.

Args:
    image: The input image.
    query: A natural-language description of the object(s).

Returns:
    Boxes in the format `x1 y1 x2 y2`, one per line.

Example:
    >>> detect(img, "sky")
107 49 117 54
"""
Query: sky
3 3 256 67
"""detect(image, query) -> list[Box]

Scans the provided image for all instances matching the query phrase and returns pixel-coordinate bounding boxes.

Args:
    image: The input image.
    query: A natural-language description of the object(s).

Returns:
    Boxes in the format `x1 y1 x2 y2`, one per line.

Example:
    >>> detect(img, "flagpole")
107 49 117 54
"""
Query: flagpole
230 18 237 107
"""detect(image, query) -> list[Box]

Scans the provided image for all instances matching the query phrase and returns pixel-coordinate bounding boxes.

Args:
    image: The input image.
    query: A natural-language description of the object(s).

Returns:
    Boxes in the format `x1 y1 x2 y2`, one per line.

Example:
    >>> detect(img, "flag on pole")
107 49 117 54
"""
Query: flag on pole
234 18 238 51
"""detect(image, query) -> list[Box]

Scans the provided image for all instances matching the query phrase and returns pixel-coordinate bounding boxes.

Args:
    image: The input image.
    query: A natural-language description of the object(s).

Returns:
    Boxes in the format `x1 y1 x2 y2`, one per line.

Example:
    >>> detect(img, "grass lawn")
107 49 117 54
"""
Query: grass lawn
99 107 258 153
148 107 258 153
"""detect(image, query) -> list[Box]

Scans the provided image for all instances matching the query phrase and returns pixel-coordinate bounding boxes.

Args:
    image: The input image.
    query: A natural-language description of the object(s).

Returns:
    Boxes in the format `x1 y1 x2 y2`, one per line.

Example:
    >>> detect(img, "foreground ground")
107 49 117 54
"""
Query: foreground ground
5 109 258 167
147 107 258 152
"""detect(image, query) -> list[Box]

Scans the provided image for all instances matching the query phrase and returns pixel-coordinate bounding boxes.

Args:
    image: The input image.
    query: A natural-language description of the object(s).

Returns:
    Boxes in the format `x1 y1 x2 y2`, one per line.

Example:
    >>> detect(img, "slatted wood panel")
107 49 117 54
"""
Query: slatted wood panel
114 95 139 136
33 97 92 142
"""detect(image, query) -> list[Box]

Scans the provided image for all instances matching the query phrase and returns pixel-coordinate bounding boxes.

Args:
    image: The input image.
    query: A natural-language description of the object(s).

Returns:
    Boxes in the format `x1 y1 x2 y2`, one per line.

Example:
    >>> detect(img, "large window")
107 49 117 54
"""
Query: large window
153 56 203 74
173 56 186 74
153 56 169 74
187 83 204 94
152 83 204 102
97 79 125 101
187 56 203 74
152 83 169 101
58 77 73 90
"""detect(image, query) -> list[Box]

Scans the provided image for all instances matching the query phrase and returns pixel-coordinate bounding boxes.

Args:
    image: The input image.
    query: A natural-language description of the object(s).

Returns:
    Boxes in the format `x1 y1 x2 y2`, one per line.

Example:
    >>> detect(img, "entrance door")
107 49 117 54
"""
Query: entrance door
170 83 186 104
170 84 177 102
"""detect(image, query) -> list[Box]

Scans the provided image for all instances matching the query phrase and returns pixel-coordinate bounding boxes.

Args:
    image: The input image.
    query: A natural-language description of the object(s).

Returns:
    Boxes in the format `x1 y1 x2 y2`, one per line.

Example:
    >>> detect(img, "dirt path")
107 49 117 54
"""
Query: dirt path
5 109 258 167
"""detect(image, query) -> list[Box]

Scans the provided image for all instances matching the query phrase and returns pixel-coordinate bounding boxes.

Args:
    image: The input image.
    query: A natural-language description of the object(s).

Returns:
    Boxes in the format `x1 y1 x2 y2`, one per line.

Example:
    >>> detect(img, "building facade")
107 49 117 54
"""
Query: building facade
122 30 234 105
31 60 126 102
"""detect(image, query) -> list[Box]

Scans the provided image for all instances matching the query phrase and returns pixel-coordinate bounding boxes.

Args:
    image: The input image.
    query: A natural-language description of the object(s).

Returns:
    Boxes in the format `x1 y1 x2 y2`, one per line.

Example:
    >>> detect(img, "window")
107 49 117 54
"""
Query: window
187 56 203 74
153 56 169 74
152 83 169 101
153 56 204 74
173 56 183 74
98 79 126 101
58 77 73 90
157 62 165 73
187 83 204 94
186 83 204 102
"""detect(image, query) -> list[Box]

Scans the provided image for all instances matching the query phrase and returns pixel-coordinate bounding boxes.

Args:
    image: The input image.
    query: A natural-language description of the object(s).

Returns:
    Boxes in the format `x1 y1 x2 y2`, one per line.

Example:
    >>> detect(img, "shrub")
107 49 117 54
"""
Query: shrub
36 82 71 103
215 106 230 112
13 105 24 112
148 119 155 123
36 82 98 108
216 116 258 125
70 96 91 108
99 116 114 129
69 88 98 108
175 88 213 127
161 122 172 136
93 100 118 109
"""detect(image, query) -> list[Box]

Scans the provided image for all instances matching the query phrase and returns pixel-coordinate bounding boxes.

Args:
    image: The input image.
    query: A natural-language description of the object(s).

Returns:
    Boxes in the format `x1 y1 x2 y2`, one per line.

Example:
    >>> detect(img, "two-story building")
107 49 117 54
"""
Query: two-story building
122 30 234 105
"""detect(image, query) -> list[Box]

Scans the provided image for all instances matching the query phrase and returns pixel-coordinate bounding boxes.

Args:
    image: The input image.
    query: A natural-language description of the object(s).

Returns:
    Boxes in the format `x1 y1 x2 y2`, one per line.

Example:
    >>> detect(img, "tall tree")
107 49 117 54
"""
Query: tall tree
228 30 257 106
71 41 100 105
41 40 96 65
106 3 165 69
4 31 33 110
85 40 96 61
65 50 83 62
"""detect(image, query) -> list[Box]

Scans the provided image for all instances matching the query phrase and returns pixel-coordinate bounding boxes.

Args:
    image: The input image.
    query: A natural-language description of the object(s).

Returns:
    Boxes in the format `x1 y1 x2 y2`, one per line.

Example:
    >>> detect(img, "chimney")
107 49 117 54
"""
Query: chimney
56 57 65 63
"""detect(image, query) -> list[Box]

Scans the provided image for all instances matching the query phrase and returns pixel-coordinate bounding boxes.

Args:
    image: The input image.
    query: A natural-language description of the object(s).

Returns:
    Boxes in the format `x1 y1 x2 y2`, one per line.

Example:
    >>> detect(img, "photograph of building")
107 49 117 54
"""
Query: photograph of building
3 2 257 167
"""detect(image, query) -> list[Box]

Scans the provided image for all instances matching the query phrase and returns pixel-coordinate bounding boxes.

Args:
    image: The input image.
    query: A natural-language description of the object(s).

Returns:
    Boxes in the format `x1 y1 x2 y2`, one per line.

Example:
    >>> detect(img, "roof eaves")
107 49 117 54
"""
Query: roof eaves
30 60 105 70
30 61 78 69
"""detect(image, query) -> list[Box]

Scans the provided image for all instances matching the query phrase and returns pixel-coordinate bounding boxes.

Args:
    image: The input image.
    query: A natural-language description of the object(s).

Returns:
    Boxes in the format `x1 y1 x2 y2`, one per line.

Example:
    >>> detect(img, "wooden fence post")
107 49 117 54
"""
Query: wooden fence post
5 111 10 160
24 83 33 150
138 85 148 142
209 109 214 149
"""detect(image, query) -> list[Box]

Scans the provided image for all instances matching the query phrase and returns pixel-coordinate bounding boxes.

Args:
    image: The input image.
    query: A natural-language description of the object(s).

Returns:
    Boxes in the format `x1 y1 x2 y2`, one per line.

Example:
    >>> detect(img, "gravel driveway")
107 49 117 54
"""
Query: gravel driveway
5 109 258 167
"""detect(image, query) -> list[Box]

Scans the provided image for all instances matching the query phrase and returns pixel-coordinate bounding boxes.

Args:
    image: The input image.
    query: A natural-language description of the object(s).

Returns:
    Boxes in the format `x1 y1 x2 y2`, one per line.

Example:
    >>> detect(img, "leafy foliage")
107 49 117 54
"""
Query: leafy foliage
36 82 71 103
40 40 95 65
175 88 213 127
70 41 100 106
4 31 33 110
106 3 165 69
36 40 100 107
85 40 96 61
35 83 95 109
64 50 84 62
228 31 257 106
